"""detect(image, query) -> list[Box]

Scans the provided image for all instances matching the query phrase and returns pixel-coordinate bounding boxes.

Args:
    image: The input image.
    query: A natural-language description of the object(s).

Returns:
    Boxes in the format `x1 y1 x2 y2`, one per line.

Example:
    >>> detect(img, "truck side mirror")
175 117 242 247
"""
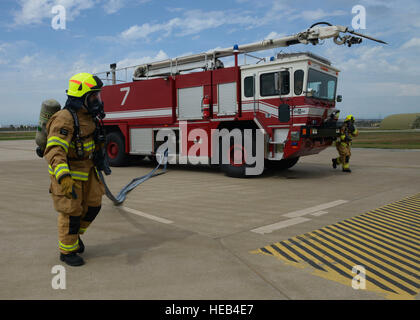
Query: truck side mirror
337 95 342 102
278 104 290 123
306 88 314 97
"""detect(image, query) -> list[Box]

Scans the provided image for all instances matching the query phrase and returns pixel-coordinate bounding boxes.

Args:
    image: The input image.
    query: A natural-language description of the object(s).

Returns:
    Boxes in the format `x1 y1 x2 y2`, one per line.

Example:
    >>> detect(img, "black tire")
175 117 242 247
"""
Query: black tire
266 157 300 170
220 128 260 178
221 151 247 178
105 131 128 166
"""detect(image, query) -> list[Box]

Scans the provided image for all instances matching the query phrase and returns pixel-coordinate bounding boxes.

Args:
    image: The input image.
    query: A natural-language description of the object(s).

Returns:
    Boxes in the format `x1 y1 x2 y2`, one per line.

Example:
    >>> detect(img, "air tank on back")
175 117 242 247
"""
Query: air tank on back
35 99 61 157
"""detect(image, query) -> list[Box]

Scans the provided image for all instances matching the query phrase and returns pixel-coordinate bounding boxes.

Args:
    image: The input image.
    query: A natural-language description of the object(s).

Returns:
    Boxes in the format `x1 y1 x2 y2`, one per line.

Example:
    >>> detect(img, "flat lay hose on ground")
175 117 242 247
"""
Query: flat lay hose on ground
97 149 168 206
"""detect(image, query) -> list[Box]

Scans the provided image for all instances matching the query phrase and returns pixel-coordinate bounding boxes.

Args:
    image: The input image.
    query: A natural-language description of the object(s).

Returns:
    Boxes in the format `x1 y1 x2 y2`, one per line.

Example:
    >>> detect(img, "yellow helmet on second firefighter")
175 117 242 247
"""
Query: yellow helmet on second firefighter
345 114 355 122
344 114 358 139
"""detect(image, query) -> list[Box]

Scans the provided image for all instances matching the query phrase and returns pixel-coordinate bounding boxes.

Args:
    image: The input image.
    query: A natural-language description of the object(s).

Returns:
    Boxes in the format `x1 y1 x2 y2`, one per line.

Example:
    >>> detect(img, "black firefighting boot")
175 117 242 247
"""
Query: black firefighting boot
60 252 85 267
332 158 337 169
342 168 352 173
77 236 85 254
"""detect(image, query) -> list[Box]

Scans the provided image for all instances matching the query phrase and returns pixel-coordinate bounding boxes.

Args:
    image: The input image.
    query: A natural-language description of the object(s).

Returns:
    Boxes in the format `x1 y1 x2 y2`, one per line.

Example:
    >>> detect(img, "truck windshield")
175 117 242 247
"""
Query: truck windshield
307 68 337 101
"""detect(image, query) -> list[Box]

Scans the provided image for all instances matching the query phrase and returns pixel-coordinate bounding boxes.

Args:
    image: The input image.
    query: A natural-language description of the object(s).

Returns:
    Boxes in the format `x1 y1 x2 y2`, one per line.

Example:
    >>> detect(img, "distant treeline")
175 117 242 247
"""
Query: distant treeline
0 125 37 131
354 119 382 128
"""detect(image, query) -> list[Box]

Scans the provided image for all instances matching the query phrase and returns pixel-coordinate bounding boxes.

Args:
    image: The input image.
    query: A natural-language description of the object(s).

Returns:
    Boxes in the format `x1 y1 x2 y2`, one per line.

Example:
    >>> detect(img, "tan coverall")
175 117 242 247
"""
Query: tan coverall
335 123 359 170
44 108 105 254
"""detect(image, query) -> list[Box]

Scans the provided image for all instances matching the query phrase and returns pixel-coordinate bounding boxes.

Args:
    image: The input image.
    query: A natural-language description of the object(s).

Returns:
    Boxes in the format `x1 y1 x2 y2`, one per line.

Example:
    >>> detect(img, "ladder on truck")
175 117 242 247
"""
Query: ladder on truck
101 22 386 83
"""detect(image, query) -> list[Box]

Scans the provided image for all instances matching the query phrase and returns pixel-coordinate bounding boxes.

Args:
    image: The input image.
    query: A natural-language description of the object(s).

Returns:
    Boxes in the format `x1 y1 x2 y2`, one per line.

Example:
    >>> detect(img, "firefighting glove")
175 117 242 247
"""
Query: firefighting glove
59 175 79 199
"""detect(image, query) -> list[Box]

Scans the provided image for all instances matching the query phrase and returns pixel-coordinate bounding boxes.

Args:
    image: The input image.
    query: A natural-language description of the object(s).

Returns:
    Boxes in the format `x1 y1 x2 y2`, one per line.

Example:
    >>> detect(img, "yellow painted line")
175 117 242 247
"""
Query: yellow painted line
270 242 302 264
402 200 420 207
292 232 401 295
311 228 417 297
372 204 420 220
385 200 420 212
381 201 420 212
370 208 420 226
366 212 420 234
252 193 420 299
365 210 420 231
378 205 420 221
353 215 420 245
353 215 420 243
344 218 419 252
334 222 420 271
319 227 419 294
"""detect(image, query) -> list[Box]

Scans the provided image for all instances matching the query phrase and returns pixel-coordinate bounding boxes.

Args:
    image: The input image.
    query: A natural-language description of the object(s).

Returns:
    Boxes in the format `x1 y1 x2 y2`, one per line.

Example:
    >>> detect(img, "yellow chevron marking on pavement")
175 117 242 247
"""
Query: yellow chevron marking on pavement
252 193 420 300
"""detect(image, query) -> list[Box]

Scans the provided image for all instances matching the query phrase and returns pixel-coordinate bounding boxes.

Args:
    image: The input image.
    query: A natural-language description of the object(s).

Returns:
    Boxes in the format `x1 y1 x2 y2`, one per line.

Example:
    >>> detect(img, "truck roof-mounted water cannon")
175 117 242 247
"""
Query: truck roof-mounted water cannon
120 22 386 80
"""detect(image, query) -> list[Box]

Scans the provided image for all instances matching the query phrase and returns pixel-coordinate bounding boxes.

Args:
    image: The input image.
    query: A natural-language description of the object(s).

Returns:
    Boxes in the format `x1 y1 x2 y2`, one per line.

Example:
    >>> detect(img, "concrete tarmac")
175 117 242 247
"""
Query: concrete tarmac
0 140 419 300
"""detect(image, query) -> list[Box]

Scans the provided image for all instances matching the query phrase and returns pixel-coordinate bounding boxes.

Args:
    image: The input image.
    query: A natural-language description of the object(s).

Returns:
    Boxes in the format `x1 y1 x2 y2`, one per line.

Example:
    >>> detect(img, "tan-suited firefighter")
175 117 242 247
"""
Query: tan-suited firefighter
44 72 110 266
332 115 359 173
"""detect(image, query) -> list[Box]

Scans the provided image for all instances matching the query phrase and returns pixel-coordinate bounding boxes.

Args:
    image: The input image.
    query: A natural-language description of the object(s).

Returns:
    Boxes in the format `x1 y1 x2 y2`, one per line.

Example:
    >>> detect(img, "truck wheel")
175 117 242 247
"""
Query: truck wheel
266 157 300 170
106 132 128 166
220 129 259 178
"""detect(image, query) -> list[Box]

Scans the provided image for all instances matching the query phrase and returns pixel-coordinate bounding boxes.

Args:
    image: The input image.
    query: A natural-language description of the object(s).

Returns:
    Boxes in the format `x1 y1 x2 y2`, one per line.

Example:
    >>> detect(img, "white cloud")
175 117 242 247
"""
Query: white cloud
13 0 98 26
115 4 346 43
264 31 285 40
360 82 420 97
401 38 420 49
165 7 183 13
397 83 420 96
0 41 36 66
103 0 125 14
116 50 169 68
0 43 11 64
19 55 36 65
121 23 165 40
13 0 52 25
324 45 399 74
118 9 257 41
290 8 346 21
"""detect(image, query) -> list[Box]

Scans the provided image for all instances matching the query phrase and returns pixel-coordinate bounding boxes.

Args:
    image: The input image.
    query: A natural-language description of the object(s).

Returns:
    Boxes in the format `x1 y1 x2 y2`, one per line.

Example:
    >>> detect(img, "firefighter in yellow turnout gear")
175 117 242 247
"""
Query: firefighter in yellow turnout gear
44 73 107 266
332 115 359 173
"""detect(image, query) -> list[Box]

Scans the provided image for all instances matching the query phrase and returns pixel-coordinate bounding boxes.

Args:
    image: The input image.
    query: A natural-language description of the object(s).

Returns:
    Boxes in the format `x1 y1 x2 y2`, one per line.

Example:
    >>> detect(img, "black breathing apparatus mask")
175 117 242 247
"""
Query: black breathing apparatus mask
85 92 106 120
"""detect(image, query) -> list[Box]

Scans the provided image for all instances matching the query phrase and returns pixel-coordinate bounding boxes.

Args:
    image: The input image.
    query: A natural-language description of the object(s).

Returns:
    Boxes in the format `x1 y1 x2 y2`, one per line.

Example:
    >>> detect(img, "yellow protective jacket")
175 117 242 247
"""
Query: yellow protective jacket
338 123 359 147
44 108 97 184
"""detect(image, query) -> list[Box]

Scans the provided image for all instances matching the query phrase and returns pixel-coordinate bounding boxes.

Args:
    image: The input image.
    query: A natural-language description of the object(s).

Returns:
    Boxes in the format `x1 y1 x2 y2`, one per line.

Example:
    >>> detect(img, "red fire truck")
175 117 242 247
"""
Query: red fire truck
99 23 385 177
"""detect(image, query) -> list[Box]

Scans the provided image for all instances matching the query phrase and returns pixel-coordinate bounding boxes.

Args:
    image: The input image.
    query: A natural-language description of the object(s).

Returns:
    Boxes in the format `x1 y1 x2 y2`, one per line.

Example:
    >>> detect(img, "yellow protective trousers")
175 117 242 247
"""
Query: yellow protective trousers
335 142 351 169
50 166 105 254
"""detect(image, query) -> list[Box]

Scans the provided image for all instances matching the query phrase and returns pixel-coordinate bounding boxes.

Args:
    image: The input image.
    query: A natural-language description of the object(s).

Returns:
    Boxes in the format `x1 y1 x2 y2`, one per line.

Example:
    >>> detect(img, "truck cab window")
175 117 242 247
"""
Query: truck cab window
307 68 337 100
294 70 304 95
244 76 254 97
260 71 290 96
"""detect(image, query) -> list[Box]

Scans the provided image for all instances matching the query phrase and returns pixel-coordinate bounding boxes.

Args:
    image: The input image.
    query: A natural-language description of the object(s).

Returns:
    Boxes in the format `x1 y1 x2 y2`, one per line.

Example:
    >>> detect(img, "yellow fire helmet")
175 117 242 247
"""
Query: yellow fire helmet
345 114 355 122
66 73 103 98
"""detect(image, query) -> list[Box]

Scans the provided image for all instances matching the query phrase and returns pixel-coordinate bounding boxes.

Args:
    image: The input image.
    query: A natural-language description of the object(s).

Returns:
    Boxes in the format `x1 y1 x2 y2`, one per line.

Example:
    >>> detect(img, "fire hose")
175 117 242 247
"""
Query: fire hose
97 149 168 206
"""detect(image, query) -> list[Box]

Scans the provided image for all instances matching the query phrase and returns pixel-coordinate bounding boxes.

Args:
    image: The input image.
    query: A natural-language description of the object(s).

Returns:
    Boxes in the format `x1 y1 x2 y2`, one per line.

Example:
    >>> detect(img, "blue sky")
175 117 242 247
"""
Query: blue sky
0 0 419 125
